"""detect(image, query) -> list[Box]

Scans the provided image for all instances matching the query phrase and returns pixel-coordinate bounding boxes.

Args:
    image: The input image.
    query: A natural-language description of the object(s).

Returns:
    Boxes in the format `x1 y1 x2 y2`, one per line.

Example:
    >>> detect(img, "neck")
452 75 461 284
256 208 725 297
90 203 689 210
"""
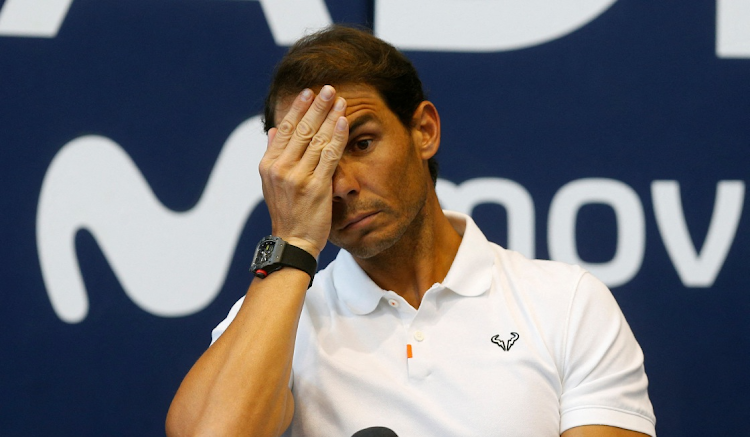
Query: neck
353 192 462 309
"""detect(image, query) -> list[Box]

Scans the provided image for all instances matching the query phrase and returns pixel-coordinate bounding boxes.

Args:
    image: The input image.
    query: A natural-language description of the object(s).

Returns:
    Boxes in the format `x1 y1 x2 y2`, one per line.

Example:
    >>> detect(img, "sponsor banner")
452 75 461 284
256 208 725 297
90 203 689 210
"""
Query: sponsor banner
1 1 748 435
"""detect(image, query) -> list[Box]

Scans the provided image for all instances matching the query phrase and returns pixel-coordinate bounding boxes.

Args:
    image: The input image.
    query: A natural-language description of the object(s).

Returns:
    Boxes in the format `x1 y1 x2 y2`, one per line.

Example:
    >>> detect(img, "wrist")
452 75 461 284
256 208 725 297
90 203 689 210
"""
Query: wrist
250 236 319 288
278 237 321 260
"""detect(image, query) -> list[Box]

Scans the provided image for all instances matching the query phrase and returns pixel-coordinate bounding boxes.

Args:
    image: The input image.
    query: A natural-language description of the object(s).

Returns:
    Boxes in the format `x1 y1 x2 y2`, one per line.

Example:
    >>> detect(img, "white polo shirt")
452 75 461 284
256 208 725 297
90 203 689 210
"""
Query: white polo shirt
212 211 656 436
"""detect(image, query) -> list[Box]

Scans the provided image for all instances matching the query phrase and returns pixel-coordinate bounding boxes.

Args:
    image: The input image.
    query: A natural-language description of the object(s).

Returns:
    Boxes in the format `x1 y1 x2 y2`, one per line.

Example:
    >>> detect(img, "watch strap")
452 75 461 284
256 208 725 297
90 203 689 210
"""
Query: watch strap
278 242 317 284
252 236 317 287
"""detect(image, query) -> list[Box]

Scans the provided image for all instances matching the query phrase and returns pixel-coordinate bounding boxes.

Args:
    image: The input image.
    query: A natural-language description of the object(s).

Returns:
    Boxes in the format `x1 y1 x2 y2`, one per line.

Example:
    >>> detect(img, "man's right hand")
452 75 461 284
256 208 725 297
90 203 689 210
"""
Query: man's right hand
167 86 348 437
259 85 349 259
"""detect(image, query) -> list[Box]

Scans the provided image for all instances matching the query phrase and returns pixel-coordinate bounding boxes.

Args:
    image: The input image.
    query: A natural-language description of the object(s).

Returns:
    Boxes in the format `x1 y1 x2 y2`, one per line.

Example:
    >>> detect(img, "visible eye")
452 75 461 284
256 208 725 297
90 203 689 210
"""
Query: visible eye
352 139 373 152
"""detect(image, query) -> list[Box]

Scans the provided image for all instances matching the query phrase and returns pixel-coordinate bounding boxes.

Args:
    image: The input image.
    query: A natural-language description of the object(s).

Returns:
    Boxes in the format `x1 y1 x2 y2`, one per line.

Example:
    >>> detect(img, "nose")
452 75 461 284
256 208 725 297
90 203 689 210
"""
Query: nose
332 160 360 201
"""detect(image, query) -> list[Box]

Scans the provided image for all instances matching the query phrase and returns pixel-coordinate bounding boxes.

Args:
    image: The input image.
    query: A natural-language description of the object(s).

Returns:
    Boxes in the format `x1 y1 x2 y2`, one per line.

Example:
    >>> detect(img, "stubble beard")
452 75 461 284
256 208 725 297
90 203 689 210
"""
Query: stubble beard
329 190 428 260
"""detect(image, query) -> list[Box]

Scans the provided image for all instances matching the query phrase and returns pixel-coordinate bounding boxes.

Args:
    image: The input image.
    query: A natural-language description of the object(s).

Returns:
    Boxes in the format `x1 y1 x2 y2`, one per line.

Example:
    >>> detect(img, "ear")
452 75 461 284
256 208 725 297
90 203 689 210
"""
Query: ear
411 101 441 160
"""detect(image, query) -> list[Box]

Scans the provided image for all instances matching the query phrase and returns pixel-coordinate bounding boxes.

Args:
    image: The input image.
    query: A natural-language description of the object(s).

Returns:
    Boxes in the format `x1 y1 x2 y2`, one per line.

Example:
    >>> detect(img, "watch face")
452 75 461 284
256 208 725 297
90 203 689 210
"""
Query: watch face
252 236 283 273
250 236 316 284
256 240 275 264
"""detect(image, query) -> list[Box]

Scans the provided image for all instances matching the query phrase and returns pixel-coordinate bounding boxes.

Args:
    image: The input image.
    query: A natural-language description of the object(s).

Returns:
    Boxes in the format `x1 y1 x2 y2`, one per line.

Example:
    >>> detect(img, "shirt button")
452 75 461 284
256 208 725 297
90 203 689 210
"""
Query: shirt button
388 299 400 308
414 331 425 342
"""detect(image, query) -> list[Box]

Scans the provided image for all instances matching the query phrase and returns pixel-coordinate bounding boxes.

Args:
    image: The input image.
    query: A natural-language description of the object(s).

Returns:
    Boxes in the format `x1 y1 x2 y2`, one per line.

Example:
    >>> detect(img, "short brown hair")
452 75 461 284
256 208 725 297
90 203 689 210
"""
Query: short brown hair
263 25 439 183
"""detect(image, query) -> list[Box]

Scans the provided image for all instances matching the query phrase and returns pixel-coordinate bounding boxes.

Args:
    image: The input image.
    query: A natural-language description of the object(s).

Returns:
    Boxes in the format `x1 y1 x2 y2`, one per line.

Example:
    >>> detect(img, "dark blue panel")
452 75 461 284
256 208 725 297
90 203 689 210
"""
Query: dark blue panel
1 1 748 435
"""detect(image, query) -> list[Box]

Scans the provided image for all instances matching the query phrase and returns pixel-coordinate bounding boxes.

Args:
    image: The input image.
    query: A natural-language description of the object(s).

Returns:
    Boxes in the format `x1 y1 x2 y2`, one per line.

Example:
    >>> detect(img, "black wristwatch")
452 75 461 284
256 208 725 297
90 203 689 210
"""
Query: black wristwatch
250 236 317 287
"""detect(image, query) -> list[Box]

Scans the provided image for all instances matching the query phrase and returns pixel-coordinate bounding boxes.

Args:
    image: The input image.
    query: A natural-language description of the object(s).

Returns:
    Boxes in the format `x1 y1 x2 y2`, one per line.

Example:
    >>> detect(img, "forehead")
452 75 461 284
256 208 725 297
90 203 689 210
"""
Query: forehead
273 84 398 127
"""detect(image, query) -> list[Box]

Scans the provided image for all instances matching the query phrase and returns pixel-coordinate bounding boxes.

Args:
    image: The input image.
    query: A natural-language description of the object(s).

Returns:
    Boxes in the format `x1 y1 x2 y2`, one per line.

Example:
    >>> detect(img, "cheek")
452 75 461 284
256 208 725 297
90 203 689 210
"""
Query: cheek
360 134 423 198
380 152 413 189
387 156 426 205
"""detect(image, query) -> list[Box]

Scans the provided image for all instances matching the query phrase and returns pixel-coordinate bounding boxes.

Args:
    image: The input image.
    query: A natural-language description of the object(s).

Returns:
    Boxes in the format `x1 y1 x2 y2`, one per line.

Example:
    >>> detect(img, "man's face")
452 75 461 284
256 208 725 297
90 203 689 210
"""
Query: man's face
275 84 433 259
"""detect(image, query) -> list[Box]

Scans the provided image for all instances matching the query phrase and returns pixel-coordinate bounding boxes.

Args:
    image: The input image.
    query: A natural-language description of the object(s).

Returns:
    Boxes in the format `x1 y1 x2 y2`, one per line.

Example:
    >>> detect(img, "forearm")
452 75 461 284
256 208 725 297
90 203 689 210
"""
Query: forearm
166 268 310 437
167 85 348 437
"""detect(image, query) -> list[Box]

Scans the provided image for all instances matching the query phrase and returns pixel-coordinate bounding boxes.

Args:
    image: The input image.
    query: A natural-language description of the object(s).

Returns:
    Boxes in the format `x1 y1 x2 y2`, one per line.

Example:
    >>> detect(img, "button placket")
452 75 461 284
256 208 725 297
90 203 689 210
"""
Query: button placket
407 298 438 380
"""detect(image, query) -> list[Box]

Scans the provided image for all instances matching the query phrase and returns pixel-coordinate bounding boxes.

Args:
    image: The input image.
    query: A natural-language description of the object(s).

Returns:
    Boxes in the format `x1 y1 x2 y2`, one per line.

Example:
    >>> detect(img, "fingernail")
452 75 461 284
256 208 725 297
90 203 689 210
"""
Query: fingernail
300 89 313 102
335 117 347 131
334 97 346 111
320 85 334 101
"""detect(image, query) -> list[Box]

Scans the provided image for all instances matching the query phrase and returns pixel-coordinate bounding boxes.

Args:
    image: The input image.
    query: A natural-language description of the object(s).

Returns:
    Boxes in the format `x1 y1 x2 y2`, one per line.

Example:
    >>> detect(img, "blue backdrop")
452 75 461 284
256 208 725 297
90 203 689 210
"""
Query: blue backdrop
1 1 748 435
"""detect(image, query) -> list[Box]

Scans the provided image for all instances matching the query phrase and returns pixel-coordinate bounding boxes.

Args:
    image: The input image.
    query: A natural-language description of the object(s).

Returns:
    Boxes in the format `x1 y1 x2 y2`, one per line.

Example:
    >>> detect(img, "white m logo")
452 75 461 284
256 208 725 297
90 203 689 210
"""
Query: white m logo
2 0 749 58
0 0 333 42
37 117 267 323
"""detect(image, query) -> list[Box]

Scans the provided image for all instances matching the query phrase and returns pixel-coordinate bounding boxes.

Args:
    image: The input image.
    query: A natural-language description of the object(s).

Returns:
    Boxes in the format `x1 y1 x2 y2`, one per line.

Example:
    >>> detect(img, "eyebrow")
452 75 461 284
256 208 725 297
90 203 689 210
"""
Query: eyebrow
348 114 378 135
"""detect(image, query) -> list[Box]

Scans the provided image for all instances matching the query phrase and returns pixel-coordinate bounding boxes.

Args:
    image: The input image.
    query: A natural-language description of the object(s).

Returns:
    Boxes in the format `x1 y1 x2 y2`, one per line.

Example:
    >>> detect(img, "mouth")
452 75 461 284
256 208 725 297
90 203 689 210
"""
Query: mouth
340 211 379 231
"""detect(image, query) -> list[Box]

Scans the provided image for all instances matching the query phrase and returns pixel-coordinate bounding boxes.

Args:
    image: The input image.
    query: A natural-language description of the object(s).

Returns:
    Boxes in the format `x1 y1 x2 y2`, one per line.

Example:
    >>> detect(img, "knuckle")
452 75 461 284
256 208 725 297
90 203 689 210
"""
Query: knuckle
267 161 287 179
309 134 327 149
321 146 340 162
277 120 295 135
313 98 330 112
258 157 273 174
273 159 291 171
268 170 286 186
298 182 314 197
295 120 314 138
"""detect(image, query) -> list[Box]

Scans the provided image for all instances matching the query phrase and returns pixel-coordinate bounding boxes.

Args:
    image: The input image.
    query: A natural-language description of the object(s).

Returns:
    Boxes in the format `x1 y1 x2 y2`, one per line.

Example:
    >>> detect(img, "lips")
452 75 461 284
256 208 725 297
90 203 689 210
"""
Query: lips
340 211 379 230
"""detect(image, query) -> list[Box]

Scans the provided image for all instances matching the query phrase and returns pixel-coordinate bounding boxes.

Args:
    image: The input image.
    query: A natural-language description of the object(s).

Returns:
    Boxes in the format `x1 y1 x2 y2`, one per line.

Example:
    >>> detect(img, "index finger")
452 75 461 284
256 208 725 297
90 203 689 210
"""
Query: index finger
265 88 315 158
280 85 338 161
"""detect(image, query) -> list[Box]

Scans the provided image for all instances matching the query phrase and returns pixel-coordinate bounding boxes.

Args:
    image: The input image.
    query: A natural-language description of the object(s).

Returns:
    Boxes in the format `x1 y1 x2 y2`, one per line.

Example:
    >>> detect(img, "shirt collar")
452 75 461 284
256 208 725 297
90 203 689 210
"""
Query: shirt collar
331 210 495 315
331 249 385 315
440 210 494 297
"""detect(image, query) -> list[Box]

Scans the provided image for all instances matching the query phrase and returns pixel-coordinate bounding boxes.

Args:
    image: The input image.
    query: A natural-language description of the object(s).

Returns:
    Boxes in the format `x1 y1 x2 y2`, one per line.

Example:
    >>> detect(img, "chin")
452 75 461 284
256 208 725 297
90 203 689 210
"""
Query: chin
338 223 414 259
331 197 427 260
342 241 390 260
331 229 401 260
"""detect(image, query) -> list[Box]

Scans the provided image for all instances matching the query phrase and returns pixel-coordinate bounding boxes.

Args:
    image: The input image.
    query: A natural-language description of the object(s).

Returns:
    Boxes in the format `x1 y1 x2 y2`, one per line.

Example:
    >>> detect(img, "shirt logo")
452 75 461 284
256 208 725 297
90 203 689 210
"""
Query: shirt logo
491 332 520 351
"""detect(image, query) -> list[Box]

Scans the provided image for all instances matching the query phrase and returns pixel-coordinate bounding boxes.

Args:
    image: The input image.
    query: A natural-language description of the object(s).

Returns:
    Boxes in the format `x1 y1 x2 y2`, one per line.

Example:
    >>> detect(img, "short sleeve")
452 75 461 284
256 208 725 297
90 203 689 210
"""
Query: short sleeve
210 295 245 345
559 272 656 436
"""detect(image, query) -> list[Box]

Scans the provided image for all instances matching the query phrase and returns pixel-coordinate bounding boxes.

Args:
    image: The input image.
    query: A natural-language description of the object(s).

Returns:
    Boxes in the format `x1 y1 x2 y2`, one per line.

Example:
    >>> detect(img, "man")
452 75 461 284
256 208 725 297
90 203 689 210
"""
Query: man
166 25 656 437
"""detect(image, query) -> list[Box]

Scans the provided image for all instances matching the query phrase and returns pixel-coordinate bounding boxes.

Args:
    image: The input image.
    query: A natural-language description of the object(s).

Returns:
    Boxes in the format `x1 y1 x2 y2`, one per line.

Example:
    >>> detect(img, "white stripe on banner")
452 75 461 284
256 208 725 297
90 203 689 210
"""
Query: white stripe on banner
374 0 618 52
253 0 332 46
0 0 74 38
716 0 750 58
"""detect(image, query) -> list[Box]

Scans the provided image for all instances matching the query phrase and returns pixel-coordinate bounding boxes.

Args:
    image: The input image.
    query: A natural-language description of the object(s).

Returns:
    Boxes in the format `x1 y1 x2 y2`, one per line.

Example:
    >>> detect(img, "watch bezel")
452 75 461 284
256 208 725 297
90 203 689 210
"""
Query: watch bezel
250 235 317 286
251 235 286 277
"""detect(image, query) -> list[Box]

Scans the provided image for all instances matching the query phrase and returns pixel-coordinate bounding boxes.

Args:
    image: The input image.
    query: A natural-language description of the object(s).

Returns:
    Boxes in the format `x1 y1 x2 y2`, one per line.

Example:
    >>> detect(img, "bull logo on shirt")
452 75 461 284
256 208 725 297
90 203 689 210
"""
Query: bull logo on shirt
491 332 520 351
